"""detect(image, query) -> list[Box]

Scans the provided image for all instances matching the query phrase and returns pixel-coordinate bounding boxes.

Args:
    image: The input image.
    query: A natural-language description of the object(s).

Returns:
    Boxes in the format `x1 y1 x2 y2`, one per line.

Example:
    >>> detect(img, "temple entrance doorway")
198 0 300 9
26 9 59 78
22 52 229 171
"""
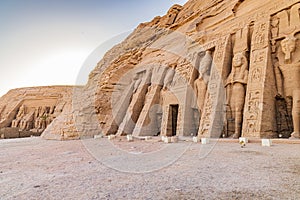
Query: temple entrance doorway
166 104 179 136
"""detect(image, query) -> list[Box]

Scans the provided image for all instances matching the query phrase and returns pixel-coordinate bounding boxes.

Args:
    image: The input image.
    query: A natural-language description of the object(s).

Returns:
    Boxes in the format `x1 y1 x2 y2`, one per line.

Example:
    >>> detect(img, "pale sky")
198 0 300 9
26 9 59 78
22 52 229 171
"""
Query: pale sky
0 0 187 97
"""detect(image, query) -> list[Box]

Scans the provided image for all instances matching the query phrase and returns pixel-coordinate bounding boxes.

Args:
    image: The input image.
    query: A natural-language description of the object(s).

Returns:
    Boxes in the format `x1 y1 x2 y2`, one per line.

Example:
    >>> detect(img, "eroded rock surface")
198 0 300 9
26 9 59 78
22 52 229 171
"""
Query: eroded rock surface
0 86 77 139
1 0 300 140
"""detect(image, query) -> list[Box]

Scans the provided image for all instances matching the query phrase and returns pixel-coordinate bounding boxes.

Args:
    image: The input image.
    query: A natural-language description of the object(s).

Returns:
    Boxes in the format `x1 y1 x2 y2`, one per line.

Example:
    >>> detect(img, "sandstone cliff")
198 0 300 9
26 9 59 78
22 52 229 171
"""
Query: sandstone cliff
87 0 300 139
1 0 300 139
0 86 77 139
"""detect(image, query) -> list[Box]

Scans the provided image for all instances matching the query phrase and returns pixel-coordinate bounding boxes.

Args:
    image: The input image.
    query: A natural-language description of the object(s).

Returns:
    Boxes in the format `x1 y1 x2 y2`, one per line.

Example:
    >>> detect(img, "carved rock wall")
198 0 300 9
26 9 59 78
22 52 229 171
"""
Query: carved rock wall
93 0 300 139
0 86 75 139
1 0 300 140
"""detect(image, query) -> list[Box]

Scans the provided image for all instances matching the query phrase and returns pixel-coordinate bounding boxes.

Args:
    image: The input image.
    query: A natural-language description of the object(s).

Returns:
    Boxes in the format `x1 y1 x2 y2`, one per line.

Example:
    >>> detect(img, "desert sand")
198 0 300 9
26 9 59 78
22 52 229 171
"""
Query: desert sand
1 137 299 199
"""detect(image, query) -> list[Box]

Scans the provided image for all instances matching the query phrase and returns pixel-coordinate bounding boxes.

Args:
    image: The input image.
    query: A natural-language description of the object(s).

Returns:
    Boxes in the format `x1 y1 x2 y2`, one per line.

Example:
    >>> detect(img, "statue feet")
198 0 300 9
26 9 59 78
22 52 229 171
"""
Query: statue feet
290 132 300 139
232 133 240 139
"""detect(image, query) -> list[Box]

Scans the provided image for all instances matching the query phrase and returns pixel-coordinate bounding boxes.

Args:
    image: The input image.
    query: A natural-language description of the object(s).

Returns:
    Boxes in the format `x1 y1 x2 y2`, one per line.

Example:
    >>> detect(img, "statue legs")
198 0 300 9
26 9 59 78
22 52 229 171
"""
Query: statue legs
291 90 300 138
232 83 246 138
195 79 207 115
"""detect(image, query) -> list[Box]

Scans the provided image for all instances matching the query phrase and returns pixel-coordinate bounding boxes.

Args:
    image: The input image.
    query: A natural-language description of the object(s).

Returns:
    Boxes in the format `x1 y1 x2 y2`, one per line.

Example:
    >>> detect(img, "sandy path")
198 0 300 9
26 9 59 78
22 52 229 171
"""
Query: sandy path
0 137 299 199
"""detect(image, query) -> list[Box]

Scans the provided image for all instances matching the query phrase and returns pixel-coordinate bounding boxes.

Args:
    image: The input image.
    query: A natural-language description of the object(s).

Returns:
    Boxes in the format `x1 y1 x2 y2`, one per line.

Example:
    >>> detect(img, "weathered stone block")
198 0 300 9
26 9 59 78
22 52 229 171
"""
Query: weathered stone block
108 135 116 140
262 139 272 147
193 136 199 143
94 134 103 139
201 138 210 144
171 136 178 143
127 134 133 142
164 137 171 143
145 136 152 141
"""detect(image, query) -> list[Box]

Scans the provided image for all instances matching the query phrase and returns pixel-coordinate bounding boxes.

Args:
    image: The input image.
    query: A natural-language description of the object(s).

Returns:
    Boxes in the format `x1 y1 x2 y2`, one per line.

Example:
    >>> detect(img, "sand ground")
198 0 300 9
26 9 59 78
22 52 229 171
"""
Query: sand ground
0 137 299 200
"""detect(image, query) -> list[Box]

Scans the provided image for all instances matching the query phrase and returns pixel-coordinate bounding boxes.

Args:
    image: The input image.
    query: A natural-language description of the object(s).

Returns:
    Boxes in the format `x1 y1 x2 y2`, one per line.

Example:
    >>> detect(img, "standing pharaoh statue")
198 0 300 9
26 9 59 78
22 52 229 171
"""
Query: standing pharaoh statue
163 64 177 90
194 50 212 116
12 105 26 128
225 52 249 138
276 36 300 138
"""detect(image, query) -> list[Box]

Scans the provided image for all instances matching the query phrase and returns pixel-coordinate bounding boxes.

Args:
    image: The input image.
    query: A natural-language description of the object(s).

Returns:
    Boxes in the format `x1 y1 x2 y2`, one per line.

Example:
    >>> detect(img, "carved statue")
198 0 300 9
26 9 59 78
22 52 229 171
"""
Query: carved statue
163 64 177 90
49 106 55 114
225 52 249 138
276 36 300 138
132 74 142 93
0 106 5 121
16 105 26 119
19 111 35 131
131 69 152 97
194 50 212 116
271 17 279 38
12 105 26 128
33 106 52 131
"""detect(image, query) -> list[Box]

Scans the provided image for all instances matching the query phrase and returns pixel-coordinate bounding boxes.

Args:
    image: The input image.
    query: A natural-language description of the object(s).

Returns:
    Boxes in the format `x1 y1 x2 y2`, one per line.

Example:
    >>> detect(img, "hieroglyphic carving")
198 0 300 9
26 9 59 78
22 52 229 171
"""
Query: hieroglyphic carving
176 105 183 136
242 18 273 138
250 67 262 82
198 35 231 138
249 49 266 83
160 105 169 136
244 90 261 133
247 98 260 118
252 49 266 64
172 59 194 86
252 23 269 50
214 39 226 63
198 93 214 136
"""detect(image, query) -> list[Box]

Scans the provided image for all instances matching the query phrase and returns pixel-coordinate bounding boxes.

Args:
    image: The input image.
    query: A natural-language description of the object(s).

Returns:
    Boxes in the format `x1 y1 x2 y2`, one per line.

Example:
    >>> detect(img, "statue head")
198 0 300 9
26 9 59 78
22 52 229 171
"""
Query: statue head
133 73 139 81
169 63 177 70
199 50 212 75
281 36 296 63
271 17 279 27
232 52 247 67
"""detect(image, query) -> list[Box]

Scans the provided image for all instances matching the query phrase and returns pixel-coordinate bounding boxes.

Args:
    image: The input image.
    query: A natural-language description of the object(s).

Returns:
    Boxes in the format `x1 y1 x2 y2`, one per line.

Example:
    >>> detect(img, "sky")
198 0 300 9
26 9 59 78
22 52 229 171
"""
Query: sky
0 0 188 97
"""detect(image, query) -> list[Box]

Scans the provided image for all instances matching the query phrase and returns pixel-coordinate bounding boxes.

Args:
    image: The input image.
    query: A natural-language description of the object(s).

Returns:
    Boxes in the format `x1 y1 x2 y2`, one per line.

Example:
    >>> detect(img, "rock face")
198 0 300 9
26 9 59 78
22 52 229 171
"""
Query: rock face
1 0 300 140
0 86 76 139
91 0 300 140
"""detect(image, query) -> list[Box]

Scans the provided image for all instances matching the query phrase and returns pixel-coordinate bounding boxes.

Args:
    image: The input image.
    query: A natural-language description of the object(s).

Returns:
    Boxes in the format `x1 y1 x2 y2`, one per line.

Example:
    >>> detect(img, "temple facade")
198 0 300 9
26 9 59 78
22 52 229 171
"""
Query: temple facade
99 0 300 139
